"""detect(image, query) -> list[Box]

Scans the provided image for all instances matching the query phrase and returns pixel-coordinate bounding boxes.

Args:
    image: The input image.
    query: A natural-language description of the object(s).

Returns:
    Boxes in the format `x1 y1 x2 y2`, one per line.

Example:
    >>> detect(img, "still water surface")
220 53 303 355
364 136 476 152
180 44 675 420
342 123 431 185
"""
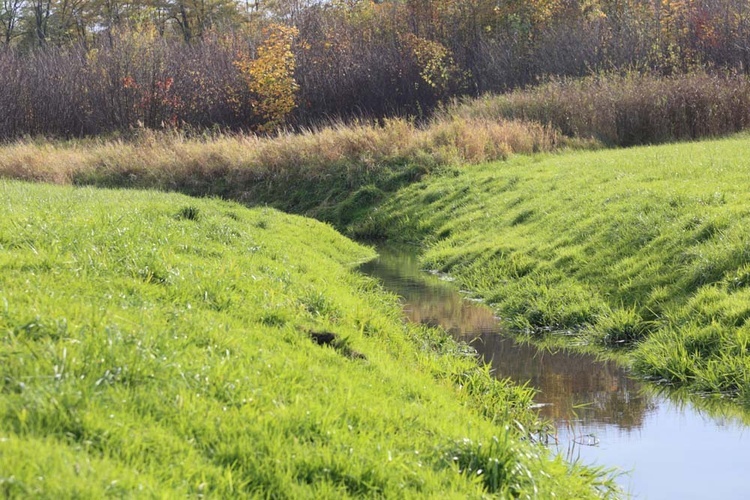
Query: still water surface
359 247 750 499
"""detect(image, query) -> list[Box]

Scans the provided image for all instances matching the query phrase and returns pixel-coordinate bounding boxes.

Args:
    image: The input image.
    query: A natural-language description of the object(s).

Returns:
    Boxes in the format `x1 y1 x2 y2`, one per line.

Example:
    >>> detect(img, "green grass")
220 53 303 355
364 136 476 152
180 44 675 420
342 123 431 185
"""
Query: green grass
351 134 750 401
0 181 612 497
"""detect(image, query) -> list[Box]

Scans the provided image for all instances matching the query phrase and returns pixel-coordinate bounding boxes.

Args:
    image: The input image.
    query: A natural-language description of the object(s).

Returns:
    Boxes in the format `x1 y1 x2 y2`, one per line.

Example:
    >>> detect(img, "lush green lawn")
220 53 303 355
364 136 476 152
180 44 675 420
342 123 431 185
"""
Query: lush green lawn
0 181 610 497
353 134 750 401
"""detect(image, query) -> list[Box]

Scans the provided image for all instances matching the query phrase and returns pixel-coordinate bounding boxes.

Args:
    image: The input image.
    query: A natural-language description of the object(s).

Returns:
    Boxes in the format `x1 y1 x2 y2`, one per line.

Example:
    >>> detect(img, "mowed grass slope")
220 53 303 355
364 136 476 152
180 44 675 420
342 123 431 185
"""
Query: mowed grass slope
354 135 750 400
0 182 609 497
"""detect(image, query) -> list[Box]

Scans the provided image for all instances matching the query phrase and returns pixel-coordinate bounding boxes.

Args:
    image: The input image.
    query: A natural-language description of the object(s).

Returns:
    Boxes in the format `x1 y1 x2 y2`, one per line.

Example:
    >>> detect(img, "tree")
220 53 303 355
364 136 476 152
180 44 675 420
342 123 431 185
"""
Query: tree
235 23 299 132
0 0 24 44
28 0 52 45
163 0 248 41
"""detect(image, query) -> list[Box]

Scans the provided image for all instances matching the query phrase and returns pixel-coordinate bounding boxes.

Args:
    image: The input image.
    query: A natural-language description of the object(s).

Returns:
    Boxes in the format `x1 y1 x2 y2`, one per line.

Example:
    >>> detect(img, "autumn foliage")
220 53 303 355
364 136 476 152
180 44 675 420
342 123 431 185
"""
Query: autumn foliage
235 24 299 133
1 0 750 139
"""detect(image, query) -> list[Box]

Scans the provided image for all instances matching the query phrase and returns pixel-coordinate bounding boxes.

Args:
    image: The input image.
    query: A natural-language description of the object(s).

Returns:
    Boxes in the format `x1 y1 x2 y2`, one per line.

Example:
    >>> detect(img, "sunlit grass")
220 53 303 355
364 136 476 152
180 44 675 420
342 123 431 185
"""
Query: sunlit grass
0 181 613 497
353 134 750 400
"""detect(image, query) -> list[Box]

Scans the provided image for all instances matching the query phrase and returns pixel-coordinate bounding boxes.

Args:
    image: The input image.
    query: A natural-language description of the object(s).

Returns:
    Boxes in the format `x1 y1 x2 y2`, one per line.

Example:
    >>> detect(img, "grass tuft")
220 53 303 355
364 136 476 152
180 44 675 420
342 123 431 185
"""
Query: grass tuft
448 72 750 147
176 205 201 221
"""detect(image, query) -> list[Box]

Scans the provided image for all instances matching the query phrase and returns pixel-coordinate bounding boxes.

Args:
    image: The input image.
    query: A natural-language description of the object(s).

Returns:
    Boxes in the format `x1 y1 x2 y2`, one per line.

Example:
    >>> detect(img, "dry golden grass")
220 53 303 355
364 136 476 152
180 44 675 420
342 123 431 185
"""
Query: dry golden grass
446 73 750 147
0 115 568 214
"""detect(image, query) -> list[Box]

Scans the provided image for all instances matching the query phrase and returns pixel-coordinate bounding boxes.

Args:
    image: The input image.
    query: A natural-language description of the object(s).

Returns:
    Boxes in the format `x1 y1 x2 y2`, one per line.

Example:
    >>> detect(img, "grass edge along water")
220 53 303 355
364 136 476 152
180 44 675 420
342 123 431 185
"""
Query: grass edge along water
0 181 616 497
350 134 750 403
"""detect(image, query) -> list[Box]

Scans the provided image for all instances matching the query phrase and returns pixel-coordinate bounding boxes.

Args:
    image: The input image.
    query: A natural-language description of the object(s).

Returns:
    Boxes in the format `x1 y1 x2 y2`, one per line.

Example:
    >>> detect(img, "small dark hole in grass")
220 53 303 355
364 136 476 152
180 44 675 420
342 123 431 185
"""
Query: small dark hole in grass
502 176 520 192
683 216 702 231
307 330 366 360
505 197 523 209
176 206 200 221
309 331 337 346
694 220 726 243
423 191 444 204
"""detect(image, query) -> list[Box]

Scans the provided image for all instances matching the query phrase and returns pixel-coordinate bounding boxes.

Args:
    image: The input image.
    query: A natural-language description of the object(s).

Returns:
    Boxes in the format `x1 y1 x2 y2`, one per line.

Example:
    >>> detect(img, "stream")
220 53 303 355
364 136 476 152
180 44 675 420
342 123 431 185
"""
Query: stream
359 246 750 499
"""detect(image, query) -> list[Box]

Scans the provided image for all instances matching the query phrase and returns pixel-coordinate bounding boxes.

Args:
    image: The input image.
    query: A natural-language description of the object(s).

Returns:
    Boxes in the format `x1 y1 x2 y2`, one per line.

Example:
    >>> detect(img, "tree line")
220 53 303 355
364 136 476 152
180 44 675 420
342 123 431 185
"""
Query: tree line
1 0 750 138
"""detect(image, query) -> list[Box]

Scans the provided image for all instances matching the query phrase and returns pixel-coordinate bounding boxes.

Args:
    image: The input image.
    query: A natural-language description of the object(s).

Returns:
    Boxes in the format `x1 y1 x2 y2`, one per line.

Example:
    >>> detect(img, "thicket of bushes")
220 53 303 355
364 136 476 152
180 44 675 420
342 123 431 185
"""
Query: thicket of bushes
0 30 255 138
2 0 750 139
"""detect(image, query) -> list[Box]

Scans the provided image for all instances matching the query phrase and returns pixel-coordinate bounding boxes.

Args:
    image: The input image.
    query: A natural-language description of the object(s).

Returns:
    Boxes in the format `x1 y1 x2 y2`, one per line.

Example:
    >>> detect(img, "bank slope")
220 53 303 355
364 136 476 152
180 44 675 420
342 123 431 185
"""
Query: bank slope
0 182 609 497
354 135 750 400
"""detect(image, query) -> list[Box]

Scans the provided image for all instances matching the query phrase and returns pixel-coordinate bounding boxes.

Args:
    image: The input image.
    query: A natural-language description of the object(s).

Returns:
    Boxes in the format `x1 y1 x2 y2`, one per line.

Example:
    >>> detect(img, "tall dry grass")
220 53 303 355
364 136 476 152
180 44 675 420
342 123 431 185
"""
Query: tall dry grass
0 116 563 216
449 73 750 147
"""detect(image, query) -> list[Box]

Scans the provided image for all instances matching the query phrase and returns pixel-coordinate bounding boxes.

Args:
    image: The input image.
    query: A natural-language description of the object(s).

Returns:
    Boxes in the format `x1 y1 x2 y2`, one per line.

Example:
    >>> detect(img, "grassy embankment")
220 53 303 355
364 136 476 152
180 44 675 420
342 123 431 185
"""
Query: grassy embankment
0 181 613 497
352 135 750 401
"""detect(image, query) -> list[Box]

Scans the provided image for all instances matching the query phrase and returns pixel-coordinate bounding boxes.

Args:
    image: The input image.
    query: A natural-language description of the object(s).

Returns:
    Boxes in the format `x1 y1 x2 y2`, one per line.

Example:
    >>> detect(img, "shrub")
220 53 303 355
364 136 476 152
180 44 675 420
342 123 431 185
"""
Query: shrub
235 24 300 133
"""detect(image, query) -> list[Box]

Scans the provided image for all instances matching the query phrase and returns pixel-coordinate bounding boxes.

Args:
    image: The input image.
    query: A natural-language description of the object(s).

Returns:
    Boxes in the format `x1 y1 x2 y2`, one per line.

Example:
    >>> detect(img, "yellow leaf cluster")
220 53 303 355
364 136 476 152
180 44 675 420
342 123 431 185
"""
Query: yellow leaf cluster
402 33 458 95
235 24 300 133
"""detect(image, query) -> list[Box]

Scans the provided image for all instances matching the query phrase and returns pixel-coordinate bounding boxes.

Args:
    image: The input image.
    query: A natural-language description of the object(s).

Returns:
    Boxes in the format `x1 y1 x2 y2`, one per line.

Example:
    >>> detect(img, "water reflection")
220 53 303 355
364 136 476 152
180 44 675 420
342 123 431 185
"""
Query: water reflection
359 245 750 499
467 332 656 431
359 246 655 430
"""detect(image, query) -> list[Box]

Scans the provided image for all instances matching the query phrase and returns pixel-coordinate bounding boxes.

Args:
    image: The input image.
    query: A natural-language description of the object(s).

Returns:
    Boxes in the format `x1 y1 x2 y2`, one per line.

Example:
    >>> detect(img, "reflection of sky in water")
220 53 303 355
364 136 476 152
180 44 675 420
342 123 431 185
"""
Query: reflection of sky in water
359 247 750 499
563 401 749 499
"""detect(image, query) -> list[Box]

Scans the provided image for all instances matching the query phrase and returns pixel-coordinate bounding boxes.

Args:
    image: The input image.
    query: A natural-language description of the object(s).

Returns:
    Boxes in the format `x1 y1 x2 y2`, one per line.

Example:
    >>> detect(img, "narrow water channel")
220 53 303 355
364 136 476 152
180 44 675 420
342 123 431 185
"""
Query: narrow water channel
359 246 750 499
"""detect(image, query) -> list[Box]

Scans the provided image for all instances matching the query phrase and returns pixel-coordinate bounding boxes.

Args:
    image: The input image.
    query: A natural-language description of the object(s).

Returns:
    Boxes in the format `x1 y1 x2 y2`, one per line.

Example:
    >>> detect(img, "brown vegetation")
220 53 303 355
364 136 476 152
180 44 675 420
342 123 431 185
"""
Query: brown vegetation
2 1 750 139
449 72 750 146
0 115 562 217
